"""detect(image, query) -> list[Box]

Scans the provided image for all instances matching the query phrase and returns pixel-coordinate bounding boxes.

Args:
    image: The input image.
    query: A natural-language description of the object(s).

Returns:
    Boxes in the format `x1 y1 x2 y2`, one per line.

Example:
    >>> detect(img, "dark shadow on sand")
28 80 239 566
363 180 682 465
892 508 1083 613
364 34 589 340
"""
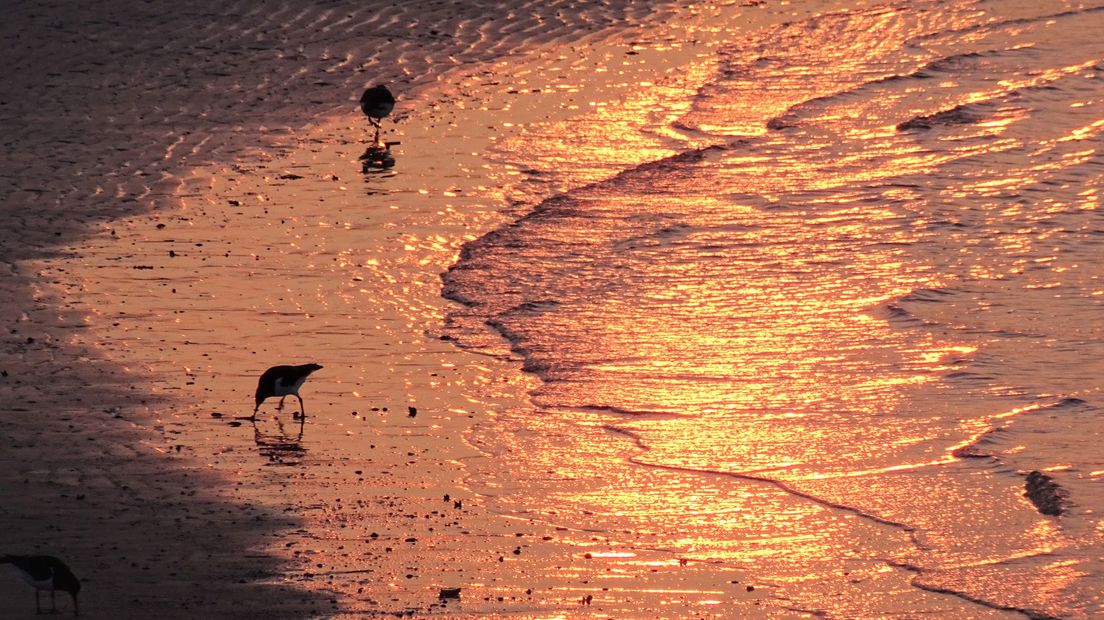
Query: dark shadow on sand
0 322 336 616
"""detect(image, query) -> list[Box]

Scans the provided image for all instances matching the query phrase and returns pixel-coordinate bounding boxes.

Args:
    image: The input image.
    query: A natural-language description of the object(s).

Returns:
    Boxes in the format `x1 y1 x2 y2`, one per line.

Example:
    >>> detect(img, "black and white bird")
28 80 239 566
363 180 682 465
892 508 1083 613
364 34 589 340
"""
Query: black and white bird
360 84 395 142
254 363 323 419
1 554 81 616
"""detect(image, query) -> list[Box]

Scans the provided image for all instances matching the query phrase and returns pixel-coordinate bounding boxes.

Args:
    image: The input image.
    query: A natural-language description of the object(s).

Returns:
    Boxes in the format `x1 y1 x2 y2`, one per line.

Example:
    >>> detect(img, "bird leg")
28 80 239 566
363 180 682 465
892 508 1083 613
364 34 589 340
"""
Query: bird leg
35 589 42 614
277 396 286 411
50 589 56 613
367 117 382 144
294 394 306 420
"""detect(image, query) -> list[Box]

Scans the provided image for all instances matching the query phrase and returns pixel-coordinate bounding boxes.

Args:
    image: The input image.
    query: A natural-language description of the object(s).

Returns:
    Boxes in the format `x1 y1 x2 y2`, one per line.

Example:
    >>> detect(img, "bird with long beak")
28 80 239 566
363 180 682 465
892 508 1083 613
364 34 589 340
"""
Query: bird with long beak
1 554 81 615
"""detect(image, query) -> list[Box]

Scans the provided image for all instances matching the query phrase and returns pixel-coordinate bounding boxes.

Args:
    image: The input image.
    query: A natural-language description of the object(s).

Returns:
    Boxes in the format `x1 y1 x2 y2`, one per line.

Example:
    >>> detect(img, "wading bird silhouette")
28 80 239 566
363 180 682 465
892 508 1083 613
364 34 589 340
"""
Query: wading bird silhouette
360 84 395 143
1 554 81 616
254 363 323 420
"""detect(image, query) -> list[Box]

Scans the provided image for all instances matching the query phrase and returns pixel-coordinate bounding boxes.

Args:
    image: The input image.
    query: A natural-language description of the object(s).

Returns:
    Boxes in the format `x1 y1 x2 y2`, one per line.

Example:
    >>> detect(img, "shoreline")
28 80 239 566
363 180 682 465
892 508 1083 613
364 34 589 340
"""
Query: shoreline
1 4 788 616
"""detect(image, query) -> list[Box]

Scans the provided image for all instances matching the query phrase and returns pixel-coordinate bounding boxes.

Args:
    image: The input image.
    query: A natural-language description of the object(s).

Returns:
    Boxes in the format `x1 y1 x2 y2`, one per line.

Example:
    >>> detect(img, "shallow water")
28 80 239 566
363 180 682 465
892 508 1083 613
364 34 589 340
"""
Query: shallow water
443 0 1104 616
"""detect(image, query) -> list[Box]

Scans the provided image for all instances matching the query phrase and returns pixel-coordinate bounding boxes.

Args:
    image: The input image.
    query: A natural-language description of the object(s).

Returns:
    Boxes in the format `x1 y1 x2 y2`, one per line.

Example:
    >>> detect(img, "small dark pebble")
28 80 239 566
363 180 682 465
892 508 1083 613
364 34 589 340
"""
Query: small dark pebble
438 587 461 600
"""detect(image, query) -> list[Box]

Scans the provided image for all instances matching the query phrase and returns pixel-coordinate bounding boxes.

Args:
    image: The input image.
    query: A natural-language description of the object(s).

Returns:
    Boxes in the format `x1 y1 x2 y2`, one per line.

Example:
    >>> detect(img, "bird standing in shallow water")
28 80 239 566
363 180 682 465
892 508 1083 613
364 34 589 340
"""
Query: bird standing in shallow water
254 363 323 419
360 84 395 142
1 554 81 615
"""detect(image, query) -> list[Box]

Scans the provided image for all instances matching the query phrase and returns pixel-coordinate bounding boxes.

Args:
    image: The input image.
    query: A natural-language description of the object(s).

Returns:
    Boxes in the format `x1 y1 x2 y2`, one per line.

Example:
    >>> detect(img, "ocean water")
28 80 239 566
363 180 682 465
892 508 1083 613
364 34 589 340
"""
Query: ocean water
443 0 1104 617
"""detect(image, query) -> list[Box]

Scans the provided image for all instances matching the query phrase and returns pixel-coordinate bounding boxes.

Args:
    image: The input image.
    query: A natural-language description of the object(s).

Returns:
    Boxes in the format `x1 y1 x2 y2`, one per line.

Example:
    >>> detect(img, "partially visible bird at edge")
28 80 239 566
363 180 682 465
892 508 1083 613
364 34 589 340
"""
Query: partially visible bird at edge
1 554 81 616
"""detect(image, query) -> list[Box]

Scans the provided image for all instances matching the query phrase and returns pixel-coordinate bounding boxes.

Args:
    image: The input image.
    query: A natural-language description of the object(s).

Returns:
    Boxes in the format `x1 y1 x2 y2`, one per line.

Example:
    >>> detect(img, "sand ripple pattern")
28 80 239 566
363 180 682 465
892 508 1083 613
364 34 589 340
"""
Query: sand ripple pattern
0 0 676 261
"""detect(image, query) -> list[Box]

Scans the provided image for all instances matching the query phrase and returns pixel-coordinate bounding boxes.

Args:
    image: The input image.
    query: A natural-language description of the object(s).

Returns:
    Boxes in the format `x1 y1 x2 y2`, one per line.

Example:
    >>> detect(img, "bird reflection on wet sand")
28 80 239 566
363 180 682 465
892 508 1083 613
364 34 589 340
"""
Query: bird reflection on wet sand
252 415 307 466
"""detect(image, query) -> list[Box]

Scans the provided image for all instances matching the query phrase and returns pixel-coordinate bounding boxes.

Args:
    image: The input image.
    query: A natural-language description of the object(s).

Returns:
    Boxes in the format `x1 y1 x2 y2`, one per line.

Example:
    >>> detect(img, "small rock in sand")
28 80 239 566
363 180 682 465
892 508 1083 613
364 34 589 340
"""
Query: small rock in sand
438 587 461 600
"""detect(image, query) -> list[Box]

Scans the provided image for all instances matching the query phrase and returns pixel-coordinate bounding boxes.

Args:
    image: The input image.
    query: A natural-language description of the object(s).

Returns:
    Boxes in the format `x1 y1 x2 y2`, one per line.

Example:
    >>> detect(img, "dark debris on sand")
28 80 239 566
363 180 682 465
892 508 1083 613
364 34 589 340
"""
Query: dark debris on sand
1024 470 1068 516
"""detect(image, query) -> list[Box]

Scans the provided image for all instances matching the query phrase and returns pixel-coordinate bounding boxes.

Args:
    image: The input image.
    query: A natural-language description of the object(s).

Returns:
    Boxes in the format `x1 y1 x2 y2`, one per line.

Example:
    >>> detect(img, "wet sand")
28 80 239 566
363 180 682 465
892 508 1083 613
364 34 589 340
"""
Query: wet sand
0 5 807 617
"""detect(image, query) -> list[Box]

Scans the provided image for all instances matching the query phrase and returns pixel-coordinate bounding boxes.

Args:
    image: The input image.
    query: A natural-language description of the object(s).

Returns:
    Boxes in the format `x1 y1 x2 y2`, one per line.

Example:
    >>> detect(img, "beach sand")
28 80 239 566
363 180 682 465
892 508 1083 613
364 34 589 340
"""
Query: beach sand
0 5 809 617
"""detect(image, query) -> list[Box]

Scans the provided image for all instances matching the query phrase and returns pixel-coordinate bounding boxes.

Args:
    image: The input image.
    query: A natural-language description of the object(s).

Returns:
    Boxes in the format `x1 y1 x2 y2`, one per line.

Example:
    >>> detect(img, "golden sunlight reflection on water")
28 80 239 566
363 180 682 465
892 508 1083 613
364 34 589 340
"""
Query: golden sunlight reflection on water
448 1 1104 617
